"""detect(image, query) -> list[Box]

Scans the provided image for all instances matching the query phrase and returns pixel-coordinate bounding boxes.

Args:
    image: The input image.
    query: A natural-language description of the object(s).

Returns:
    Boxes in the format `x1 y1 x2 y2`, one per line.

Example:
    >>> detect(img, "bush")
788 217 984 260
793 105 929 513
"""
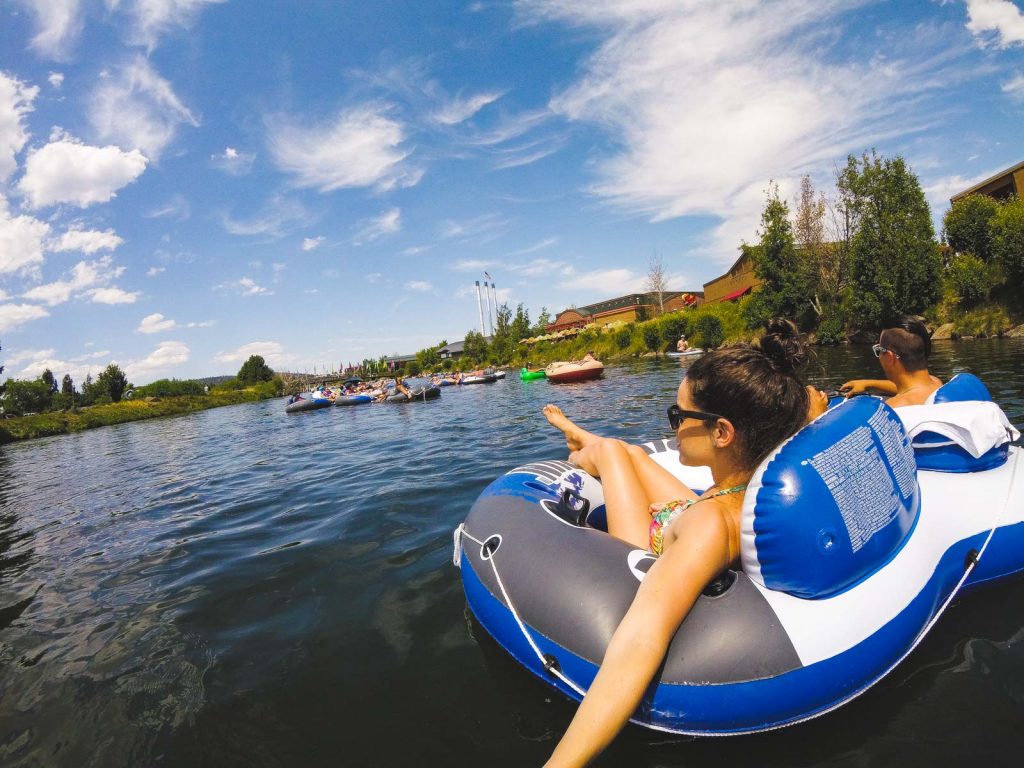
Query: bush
237 355 275 383
134 378 206 398
660 315 689 348
944 194 999 262
954 305 1012 337
946 253 991 306
993 196 1024 288
641 323 661 352
404 361 421 377
2 378 54 415
815 310 847 345
615 327 633 349
692 315 725 349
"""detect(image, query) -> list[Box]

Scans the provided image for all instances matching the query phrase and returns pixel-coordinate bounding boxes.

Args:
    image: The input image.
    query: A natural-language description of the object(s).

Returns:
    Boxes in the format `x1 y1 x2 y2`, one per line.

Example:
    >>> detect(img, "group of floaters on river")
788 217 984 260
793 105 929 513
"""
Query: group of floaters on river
453 315 1023 767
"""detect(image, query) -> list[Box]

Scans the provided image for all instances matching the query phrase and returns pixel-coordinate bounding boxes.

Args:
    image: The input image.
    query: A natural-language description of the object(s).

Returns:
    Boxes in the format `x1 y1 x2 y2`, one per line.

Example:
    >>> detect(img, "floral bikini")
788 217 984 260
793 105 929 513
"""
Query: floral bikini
648 484 748 556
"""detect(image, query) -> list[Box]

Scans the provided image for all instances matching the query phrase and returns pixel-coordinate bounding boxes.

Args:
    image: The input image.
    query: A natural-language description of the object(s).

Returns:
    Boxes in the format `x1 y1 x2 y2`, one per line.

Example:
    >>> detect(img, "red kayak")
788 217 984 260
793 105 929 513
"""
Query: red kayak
545 359 604 383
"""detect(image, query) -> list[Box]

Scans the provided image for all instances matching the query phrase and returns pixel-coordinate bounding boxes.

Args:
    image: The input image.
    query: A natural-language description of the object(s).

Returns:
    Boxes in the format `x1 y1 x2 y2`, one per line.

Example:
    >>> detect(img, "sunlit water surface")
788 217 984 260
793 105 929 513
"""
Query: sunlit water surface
2 341 1024 766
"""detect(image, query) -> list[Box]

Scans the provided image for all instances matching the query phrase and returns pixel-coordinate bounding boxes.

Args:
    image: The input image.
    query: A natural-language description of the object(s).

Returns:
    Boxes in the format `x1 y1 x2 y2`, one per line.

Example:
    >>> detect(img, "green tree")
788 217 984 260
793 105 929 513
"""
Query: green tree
692 315 725 349
660 315 690 347
510 303 531 341
843 152 941 328
745 184 811 328
463 330 489 362
641 323 661 351
943 194 999 263
40 368 57 393
61 373 74 396
3 378 54 415
946 253 991 306
615 327 632 349
533 306 551 334
403 360 421 377
237 354 275 383
96 363 130 402
993 195 1024 288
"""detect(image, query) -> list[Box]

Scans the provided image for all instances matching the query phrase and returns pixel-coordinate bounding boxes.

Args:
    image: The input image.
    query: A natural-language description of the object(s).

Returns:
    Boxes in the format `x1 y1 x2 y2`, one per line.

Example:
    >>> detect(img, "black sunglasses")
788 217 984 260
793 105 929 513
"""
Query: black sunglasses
667 404 724 430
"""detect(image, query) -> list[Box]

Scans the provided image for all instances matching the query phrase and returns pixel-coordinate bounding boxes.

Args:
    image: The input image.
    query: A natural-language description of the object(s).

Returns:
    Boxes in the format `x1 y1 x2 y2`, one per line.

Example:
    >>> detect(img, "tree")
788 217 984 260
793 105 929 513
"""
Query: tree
745 184 810 327
510 303 531 341
237 355 275 383
41 368 57 393
533 307 551 334
61 374 74 396
943 194 999 263
993 195 1024 288
793 175 843 323
946 253 990 306
462 330 489 362
645 253 668 315
843 152 941 328
96 363 130 402
693 315 725 349
0 337 6 397
3 379 53 415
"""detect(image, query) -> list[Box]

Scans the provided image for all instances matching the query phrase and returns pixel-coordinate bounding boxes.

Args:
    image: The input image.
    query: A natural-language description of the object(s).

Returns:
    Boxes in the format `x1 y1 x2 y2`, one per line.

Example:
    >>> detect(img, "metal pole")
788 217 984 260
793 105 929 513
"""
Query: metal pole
490 281 498 332
483 281 493 337
475 281 485 334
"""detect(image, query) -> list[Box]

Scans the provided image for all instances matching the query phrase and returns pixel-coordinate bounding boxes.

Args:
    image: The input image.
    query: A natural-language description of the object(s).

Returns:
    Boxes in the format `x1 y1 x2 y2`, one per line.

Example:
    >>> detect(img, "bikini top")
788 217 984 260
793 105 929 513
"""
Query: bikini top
648 484 747 556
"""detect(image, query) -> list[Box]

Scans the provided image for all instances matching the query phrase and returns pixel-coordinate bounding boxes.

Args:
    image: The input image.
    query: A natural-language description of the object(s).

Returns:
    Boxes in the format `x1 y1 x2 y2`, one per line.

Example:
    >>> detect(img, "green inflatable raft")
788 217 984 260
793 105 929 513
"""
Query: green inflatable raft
520 367 546 381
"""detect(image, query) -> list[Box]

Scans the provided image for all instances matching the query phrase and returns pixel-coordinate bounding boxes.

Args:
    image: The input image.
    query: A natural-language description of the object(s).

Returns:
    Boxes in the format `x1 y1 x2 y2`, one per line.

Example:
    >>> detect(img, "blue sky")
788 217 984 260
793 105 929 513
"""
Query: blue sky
1 0 1023 384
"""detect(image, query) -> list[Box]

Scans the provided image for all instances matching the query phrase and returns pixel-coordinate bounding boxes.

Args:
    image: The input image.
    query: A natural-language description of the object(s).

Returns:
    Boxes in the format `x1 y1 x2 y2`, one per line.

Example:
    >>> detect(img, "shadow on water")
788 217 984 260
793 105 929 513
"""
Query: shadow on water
0 342 1023 766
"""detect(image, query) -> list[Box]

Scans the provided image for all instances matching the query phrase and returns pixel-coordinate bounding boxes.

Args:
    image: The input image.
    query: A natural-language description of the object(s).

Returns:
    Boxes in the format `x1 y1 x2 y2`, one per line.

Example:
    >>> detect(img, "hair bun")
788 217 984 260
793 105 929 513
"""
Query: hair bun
754 318 808 374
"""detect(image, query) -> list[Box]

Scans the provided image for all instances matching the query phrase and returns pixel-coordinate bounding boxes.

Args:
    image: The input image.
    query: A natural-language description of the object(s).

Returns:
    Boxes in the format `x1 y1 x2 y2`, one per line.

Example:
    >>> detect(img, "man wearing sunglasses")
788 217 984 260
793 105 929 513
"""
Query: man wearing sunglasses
839 316 941 408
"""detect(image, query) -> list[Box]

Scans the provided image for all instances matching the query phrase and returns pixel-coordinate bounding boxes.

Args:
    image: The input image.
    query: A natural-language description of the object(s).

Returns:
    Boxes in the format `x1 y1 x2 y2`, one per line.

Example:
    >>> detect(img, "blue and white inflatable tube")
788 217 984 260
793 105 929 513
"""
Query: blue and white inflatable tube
454 396 1024 734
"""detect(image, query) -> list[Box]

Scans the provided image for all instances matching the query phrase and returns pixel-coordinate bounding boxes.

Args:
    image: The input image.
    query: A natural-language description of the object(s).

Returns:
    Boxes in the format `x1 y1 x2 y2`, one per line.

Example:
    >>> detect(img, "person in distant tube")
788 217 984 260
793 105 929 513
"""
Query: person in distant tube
676 335 689 352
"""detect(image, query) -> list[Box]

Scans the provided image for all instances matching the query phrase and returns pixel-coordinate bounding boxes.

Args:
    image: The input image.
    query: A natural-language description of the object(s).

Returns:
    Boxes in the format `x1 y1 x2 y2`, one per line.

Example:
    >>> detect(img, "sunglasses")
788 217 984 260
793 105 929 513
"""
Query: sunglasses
871 343 898 358
667 404 724 430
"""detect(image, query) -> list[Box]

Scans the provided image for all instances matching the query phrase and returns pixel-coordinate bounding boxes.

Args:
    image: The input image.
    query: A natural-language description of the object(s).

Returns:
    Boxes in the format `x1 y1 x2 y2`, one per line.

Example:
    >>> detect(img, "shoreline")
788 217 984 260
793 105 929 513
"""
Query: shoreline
0 389 282 445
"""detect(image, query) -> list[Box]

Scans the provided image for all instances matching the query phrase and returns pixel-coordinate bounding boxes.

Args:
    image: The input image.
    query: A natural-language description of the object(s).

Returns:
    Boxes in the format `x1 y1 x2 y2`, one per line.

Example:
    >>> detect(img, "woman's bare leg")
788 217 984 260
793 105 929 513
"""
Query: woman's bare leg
568 439 655 548
623 444 698 505
543 404 601 452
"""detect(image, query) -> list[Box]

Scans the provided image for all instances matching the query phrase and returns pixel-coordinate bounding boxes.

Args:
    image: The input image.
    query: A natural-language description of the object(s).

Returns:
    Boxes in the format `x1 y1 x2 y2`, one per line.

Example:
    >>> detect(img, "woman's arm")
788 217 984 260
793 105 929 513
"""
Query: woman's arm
545 507 733 768
839 379 897 397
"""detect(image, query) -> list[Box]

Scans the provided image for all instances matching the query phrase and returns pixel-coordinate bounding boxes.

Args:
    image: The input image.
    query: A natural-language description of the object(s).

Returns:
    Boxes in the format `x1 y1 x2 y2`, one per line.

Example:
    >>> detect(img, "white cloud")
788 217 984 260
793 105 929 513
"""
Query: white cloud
89 56 198 159
0 72 38 182
48 72 64 89
353 207 401 244
505 237 558 256
118 0 227 49
146 266 166 277
70 349 110 361
268 104 420 192
559 267 644 294
51 227 124 254
221 196 308 238
211 145 255 175
214 276 271 296
0 195 50 275
431 90 505 125
0 303 49 332
213 340 292 368
509 257 574 277
22 254 130 306
186 319 214 328
1003 72 1024 98
302 236 325 251
89 286 140 304
138 312 177 333
125 341 190 383
405 280 434 292
366 272 382 284
966 0 1024 48
19 0 83 59
439 213 509 241
0 289 7 301
145 194 190 220
452 258 493 272
519 1 970 257
18 133 147 208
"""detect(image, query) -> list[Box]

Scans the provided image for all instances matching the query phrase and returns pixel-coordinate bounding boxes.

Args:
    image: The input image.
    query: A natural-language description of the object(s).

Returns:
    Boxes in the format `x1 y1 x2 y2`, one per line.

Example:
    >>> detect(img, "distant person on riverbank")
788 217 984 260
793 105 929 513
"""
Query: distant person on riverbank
676 335 689 352
839 316 941 407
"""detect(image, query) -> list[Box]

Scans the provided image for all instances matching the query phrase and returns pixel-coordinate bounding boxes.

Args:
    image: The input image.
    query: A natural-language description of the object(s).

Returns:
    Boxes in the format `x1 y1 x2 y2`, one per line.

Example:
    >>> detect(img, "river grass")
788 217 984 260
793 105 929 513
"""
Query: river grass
0 388 282 444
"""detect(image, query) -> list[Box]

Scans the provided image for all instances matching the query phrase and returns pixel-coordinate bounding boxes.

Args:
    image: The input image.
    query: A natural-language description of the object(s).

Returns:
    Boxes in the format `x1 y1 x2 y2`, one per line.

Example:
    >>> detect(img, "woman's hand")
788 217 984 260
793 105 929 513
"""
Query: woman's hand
839 379 897 398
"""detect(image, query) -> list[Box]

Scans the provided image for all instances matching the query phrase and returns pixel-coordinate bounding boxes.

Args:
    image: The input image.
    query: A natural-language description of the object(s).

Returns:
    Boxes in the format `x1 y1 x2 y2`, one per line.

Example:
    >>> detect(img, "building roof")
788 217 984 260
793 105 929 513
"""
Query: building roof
950 159 1024 203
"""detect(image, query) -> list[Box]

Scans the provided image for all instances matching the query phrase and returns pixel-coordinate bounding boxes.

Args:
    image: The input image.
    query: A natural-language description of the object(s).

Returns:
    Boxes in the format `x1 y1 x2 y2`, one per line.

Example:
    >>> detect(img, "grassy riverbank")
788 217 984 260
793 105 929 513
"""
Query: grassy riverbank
0 385 281 444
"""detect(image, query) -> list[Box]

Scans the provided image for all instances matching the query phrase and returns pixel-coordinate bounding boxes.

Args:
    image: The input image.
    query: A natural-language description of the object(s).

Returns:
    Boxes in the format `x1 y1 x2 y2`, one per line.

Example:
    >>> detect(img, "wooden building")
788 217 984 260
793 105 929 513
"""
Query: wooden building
951 160 1024 204
702 248 763 303
548 291 703 332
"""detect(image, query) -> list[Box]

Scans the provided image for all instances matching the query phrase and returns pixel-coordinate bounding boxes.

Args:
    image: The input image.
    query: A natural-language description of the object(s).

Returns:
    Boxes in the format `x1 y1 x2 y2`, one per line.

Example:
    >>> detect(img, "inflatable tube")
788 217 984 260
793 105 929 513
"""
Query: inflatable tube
454 396 1024 734
336 394 373 406
461 374 497 385
285 393 332 413
545 359 604 383
386 385 441 403
666 349 704 358
520 368 546 381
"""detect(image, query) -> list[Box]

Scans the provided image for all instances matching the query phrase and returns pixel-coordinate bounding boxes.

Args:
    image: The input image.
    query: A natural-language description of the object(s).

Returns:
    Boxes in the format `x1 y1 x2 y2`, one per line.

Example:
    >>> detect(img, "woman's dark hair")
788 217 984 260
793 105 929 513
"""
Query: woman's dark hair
685 318 810 470
880 316 930 372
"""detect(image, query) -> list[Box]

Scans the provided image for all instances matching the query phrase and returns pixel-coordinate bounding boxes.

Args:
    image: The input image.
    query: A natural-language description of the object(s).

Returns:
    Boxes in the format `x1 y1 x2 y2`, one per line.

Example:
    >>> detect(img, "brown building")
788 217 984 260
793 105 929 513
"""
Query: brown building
702 248 763 303
950 159 1024 204
548 290 703 332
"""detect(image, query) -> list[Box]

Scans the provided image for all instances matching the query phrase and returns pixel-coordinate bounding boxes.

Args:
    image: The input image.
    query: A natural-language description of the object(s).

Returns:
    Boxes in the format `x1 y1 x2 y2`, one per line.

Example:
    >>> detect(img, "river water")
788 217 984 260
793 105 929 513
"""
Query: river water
2 341 1023 767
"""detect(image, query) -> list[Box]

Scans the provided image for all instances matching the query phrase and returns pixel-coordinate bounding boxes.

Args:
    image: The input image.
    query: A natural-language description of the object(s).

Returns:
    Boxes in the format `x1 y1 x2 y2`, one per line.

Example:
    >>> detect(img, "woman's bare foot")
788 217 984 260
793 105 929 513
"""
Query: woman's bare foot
543 404 601 452
568 442 603 476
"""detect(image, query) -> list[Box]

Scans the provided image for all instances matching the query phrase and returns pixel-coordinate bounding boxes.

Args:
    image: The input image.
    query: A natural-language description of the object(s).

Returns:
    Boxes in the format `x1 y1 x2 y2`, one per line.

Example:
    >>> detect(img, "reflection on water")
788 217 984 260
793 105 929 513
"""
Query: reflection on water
1 342 1023 766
